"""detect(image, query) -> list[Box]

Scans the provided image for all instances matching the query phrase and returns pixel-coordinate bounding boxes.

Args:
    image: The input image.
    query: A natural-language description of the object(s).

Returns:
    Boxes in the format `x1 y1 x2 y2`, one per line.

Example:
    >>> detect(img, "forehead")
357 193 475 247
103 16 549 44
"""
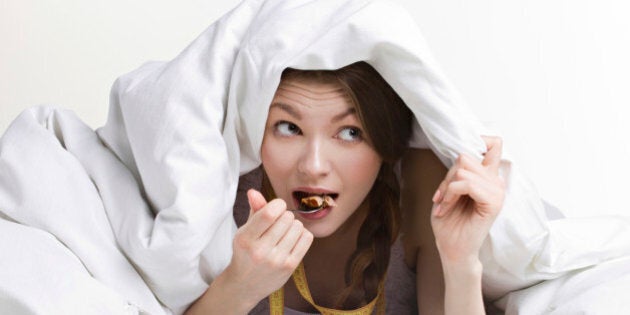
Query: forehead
271 79 354 109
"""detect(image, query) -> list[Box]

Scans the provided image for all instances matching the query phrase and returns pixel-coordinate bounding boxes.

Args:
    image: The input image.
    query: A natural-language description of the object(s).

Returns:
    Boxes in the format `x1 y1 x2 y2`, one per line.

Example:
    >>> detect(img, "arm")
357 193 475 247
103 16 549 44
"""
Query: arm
441 258 484 315
400 148 448 315
186 267 256 315
185 189 313 315
431 136 505 315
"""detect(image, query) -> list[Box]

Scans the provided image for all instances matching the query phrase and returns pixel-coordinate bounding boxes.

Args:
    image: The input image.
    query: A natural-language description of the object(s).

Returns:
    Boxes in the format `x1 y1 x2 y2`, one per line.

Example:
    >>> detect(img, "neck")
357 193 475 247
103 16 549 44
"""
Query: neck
305 200 369 267
284 201 371 311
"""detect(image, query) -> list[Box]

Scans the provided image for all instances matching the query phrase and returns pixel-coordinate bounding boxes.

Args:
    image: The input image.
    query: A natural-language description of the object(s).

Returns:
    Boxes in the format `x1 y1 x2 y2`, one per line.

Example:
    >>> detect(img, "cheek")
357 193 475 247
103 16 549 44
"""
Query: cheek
261 137 295 189
337 147 382 190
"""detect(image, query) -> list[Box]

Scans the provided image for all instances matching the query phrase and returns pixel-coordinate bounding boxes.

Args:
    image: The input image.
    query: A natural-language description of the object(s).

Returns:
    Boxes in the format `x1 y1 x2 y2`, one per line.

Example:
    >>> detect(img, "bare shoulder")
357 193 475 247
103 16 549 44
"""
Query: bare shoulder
400 148 447 253
400 148 447 315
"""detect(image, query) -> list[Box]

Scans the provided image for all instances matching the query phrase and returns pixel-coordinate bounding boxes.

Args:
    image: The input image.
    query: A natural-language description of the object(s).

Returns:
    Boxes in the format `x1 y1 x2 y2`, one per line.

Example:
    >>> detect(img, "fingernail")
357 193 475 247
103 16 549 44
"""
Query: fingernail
432 190 441 203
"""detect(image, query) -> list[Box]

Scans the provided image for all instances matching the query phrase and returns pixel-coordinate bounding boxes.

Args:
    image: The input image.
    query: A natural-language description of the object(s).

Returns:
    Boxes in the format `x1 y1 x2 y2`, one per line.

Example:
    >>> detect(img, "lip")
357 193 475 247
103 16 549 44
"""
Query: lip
296 206 332 220
292 186 337 195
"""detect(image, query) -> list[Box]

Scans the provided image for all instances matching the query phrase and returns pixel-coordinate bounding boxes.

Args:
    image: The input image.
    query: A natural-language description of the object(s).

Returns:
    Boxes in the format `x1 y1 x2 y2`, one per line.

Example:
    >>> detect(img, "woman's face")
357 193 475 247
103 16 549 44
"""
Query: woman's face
261 79 382 238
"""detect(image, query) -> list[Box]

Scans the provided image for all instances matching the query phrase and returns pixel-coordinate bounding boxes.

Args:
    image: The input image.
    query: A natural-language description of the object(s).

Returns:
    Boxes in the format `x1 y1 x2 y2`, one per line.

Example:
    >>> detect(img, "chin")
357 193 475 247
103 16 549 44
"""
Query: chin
303 223 338 239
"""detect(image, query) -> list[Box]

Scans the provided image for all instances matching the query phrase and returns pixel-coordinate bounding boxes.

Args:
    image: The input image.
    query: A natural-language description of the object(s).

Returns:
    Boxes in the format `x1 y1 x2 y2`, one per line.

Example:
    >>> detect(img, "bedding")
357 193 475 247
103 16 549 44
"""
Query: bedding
2 0 630 314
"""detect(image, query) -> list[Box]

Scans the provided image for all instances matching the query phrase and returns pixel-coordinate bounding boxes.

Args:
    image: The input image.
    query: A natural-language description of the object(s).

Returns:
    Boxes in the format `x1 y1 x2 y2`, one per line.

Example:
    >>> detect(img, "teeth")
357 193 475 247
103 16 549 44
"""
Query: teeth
323 195 337 207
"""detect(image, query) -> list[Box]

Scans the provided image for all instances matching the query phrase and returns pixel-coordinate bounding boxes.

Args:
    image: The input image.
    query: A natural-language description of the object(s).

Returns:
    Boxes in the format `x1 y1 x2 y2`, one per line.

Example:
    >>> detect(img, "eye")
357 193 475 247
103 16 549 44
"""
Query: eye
274 121 301 137
337 127 363 142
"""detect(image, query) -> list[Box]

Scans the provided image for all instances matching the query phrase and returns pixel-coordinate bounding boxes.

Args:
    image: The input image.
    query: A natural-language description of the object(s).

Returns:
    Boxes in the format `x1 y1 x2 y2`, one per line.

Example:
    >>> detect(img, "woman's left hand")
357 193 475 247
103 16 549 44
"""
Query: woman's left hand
430 136 506 265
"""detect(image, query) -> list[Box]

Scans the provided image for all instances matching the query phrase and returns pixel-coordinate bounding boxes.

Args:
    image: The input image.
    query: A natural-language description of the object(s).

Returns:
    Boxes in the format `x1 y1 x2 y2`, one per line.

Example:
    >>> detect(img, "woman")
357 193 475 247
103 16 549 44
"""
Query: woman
186 61 505 314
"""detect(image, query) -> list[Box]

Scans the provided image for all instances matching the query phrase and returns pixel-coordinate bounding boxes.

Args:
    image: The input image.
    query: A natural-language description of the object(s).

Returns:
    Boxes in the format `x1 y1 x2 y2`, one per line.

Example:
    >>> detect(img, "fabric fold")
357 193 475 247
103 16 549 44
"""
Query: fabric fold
0 106 166 314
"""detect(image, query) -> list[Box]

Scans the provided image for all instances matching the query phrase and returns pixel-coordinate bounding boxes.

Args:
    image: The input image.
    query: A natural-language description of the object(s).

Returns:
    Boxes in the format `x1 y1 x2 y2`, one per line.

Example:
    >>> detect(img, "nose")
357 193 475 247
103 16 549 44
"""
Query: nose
297 137 331 179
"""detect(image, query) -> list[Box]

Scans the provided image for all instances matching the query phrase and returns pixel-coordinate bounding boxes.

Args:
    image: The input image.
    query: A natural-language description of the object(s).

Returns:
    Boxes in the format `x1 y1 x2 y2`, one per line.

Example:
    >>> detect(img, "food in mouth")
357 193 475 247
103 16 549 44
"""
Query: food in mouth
295 192 337 213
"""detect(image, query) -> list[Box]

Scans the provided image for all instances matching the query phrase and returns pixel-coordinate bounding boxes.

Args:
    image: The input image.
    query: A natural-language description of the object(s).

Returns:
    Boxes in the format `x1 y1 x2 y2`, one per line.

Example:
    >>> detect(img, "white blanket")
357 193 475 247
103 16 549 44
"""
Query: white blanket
2 0 630 314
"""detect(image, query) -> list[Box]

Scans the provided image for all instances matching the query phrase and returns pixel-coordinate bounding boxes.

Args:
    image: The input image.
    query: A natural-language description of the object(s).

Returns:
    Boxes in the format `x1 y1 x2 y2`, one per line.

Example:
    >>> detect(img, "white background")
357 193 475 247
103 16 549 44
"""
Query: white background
2 0 629 217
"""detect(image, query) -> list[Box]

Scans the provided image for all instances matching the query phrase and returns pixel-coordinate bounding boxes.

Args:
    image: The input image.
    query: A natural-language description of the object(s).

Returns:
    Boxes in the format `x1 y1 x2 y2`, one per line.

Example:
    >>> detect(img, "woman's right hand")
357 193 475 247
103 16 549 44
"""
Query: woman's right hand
224 189 314 310
186 189 312 315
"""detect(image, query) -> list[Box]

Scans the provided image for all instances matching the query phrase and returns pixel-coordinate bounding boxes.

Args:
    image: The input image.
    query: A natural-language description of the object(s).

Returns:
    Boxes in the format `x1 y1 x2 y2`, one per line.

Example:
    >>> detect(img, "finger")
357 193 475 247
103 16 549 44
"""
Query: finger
435 180 473 218
244 198 287 239
289 229 314 262
276 219 305 254
438 176 496 218
434 168 480 216
434 154 480 204
456 153 485 176
248 189 268 217
481 136 503 176
438 169 482 216
434 164 458 203
258 211 295 247
441 177 474 205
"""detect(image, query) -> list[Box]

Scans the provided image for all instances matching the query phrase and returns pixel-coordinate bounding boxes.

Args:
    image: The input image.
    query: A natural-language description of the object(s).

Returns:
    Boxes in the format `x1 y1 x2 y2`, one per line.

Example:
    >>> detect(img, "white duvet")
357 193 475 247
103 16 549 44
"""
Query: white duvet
1 0 630 314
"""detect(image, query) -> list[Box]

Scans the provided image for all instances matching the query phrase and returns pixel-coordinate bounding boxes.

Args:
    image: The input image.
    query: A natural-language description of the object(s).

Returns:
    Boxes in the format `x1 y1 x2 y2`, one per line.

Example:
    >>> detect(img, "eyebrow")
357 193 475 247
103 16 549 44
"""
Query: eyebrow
270 102 356 122
332 107 356 123
270 103 302 119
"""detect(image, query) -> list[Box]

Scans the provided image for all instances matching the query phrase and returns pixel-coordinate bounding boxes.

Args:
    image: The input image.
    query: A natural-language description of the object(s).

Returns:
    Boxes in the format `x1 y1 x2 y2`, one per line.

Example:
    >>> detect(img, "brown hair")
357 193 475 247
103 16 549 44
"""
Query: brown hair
263 61 413 309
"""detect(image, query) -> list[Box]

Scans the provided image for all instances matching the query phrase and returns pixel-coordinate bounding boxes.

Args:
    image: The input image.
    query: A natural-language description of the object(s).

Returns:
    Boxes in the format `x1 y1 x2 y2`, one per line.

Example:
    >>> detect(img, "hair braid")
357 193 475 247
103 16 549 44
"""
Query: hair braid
335 163 400 308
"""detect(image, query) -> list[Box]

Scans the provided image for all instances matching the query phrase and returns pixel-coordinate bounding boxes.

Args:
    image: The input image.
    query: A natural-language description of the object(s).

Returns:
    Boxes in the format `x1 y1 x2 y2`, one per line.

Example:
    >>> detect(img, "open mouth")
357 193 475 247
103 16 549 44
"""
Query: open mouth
292 191 338 213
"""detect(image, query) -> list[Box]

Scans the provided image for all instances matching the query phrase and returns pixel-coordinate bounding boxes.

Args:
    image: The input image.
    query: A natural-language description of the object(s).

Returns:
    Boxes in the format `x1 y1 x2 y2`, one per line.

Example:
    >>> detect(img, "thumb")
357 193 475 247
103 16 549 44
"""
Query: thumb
247 189 267 217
